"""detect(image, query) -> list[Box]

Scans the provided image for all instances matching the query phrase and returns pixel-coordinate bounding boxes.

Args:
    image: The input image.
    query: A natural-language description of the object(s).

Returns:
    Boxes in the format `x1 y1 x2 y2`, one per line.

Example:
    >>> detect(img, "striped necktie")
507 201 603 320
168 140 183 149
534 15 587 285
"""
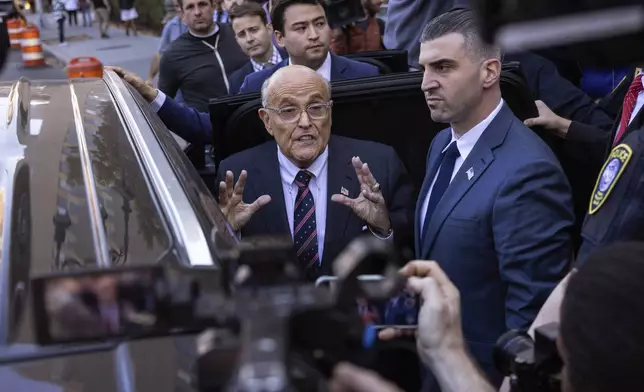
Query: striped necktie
293 170 320 279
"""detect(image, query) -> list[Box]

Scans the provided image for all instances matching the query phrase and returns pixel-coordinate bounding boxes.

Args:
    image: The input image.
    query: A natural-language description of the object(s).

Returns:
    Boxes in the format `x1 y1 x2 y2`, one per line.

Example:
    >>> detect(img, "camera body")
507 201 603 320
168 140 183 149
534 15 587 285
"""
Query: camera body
323 0 365 29
494 322 563 392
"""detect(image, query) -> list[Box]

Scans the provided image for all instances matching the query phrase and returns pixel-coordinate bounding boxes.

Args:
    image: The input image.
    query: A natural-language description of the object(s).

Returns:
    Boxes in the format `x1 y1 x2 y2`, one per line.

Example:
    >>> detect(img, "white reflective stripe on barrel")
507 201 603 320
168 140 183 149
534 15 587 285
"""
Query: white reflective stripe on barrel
22 52 44 60
21 38 40 46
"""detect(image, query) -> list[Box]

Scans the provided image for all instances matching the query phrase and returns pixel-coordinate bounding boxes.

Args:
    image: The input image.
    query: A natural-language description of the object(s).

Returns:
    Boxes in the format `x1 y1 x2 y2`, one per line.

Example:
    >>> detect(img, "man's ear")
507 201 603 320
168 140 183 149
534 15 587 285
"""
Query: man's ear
275 30 285 48
259 108 274 137
482 58 501 89
267 23 274 35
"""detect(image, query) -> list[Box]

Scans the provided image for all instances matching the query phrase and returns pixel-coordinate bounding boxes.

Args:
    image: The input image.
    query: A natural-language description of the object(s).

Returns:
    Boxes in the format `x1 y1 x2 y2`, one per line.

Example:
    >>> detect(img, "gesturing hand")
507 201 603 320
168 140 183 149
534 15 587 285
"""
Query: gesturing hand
331 156 391 235
218 170 271 232
105 66 159 103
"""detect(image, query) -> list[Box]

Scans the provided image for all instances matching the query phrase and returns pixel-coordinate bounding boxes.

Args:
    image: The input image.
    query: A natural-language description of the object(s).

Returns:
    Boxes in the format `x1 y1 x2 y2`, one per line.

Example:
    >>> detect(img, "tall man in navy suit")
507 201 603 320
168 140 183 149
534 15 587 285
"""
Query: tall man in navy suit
111 0 379 145
216 65 413 280
414 10 574 389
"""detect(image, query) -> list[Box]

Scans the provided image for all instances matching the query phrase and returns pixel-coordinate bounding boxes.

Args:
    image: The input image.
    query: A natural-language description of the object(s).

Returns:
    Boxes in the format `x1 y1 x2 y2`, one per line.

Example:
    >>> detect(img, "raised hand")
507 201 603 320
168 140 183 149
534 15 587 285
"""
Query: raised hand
105 66 159 103
218 170 271 232
331 156 391 235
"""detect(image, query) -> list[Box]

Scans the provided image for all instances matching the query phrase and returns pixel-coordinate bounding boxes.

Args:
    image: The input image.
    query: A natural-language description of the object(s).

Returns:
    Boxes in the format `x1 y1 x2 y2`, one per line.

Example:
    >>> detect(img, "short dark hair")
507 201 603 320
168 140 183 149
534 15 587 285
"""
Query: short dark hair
176 0 214 10
270 0 327 34
229 1 268 24
562 241 644 392
420 9 499 60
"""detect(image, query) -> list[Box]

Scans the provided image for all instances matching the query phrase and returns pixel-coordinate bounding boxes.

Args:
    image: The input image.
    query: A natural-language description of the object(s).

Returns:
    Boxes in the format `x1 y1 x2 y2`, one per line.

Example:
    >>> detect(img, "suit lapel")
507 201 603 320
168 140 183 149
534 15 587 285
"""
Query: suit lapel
330 54 348 80
324 137 358 262
419 104 513 259
414 132 450 257
251 143 290 235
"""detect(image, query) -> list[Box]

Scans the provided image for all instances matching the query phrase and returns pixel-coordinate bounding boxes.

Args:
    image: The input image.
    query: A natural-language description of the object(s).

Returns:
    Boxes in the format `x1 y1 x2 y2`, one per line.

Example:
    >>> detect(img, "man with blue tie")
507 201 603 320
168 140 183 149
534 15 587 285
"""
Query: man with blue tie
414 10 574 389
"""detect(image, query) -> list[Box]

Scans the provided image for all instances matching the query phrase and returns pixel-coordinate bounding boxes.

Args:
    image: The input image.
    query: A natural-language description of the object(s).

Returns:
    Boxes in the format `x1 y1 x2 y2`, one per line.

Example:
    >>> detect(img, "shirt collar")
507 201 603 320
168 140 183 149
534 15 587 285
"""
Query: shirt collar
250 45 284 72
443 99 504 160
189 22 219 38
288 51 332 81
277 145 329 185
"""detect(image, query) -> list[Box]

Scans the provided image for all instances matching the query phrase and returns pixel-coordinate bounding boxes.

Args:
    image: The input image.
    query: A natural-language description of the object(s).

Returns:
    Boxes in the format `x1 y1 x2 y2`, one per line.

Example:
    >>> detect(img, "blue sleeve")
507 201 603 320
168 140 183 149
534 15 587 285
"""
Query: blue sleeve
157 23 174 53
157 98 213 144
238 75 251 94
493 160 574 330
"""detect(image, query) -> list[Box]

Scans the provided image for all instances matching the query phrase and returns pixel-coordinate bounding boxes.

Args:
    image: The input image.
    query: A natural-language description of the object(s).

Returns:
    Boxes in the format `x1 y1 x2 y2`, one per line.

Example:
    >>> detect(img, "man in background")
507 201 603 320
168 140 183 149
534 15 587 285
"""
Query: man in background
90 0 110 38
238 0 379 92
330 0 385 55
147 0 188 85
157 0 248 111
228 1 286 93
384 0 468 69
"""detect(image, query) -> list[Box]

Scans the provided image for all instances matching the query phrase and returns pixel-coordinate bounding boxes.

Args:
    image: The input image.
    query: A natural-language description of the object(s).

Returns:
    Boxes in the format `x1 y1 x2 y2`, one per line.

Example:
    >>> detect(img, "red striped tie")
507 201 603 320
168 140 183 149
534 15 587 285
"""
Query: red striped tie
614 74 643 145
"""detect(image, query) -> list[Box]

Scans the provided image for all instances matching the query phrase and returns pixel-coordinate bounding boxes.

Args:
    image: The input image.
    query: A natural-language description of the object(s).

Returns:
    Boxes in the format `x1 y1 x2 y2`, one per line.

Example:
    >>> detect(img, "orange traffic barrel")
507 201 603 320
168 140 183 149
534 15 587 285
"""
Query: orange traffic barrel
67 57 104 78
7 18 22 49
20 24 45 67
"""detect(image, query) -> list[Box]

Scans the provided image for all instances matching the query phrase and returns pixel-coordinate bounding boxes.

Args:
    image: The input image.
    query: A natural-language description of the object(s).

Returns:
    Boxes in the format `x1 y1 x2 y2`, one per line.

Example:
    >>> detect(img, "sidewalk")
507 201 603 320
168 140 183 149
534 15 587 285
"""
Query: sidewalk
27 13 159 79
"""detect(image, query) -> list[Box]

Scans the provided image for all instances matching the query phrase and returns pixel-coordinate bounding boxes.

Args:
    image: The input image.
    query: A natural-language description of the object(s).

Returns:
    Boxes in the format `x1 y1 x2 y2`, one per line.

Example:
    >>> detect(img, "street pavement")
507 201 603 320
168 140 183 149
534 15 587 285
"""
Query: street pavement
0 48 67 81
27 13 159 80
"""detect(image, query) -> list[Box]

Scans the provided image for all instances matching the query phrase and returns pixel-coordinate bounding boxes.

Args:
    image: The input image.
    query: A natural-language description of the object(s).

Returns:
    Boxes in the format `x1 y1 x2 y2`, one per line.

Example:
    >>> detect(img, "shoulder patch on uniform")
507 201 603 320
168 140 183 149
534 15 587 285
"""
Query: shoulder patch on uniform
589 143 632 215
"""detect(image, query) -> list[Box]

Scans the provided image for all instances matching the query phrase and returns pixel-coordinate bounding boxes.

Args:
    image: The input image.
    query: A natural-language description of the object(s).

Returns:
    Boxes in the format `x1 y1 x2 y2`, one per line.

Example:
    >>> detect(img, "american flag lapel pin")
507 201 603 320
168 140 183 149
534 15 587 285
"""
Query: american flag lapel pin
341 186 349 196
466 167 474 180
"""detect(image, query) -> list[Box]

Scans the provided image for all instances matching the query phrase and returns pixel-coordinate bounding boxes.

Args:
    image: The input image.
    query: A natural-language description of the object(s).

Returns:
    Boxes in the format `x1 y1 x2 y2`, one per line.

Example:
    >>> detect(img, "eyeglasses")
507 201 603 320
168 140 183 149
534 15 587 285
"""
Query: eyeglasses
264 101 333 123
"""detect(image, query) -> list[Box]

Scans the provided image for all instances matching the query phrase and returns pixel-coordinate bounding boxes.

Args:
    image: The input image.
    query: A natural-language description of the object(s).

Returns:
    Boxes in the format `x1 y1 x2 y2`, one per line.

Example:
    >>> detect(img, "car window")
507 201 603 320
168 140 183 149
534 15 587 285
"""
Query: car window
127 85 239 258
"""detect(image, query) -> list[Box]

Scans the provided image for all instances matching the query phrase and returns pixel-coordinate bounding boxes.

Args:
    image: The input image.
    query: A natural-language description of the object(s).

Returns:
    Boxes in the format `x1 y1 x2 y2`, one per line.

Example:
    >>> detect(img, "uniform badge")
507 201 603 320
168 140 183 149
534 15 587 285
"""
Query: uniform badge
589 143 632 214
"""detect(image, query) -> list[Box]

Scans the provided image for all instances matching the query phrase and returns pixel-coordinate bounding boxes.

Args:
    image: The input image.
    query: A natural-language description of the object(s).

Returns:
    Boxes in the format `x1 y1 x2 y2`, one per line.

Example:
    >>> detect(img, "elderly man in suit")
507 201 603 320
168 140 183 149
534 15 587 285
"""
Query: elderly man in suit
110 0 379 146
216 65 413 280
414 10 574 389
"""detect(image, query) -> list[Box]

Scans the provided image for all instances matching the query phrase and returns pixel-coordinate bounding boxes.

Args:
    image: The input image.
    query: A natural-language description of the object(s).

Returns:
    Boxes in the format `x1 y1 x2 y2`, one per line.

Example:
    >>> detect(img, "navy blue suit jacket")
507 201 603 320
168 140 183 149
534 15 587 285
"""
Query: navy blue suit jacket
156 53 379 145
416 104 574 390
228 47 289 94
238 53 378 93
216 135 414 276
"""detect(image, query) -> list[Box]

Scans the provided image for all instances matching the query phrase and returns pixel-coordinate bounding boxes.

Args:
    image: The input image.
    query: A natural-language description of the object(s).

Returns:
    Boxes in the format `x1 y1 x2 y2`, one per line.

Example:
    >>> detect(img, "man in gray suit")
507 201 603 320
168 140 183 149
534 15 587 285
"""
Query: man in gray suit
414 10 574 389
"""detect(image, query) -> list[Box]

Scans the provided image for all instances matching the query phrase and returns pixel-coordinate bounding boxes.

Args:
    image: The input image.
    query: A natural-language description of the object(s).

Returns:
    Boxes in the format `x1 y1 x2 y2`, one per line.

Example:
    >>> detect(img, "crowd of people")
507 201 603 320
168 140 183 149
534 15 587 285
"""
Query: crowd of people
104 0 644 391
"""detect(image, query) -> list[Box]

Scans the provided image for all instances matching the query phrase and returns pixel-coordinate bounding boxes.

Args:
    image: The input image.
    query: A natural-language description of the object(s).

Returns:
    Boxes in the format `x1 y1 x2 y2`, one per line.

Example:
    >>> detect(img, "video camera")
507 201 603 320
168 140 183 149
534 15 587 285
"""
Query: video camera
494 322 563 392
25 236 413 392
322 0 366 29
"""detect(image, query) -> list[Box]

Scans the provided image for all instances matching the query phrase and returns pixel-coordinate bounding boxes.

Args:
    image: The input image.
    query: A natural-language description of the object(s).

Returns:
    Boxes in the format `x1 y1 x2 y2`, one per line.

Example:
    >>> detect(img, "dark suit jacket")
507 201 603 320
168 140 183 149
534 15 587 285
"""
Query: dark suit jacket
576 125 644 265
228 62 254 96
560 73 642 253
238 53 379 93
228 47 289 94
216 135 414 276
156 54 379 145
416 104 574 389
504 52 614 131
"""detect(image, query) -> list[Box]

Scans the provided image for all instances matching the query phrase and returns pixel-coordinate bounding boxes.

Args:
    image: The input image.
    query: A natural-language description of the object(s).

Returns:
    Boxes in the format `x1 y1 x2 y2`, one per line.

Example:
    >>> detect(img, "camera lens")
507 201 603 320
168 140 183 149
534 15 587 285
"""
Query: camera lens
493 330 534 376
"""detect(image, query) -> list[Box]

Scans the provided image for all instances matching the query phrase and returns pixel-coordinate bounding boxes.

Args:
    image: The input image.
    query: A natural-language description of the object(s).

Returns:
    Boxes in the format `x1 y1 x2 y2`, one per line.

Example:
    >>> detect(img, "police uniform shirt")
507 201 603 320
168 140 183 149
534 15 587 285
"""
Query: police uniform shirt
576 126 644 264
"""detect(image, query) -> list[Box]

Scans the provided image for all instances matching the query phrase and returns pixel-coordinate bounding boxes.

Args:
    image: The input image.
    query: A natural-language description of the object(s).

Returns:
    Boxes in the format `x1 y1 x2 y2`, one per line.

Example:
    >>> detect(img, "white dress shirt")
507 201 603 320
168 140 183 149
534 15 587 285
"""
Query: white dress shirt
420 99 504 233
278 146 329 260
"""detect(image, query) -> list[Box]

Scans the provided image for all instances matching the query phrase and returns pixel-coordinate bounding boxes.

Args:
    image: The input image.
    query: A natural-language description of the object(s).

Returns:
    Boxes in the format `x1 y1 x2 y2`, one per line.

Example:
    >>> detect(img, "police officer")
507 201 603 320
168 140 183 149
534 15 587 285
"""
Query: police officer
575 124 644 264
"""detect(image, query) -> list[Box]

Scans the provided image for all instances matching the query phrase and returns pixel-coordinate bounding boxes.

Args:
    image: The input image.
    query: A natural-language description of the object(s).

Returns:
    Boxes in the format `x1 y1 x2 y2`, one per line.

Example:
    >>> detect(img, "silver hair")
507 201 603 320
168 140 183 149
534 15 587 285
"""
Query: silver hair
260 69 332 108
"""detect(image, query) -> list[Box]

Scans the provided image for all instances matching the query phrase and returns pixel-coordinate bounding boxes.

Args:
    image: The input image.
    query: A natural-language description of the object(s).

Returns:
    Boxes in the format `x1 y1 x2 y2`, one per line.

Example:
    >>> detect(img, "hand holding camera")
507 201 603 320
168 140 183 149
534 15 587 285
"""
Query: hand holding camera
378 261 466 365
